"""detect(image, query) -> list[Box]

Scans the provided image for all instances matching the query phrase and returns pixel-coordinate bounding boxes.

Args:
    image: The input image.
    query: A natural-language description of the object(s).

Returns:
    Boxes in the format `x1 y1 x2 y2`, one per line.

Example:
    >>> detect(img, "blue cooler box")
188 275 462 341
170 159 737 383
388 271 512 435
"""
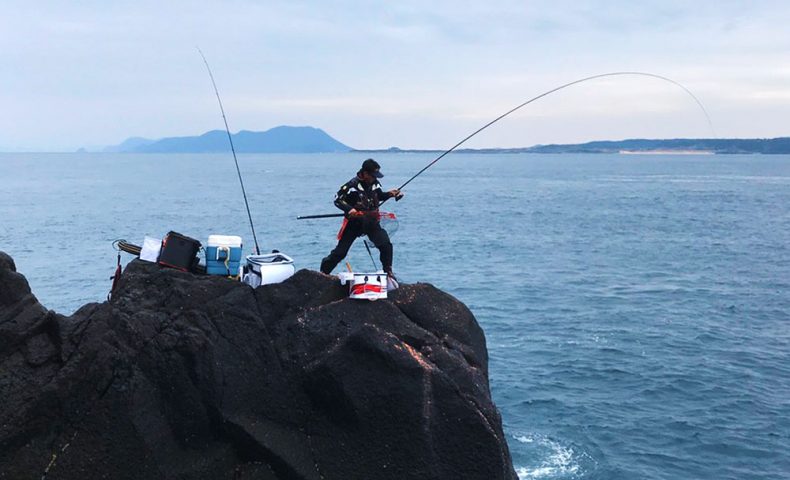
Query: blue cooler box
206 235 243 276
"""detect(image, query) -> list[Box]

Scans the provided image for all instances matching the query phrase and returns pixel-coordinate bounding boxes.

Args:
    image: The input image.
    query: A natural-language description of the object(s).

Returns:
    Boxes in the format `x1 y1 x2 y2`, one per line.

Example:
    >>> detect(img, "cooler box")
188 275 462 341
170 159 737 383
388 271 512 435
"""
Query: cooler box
339 271 388 300
243 253 295 287
158 231 201 272
206 235 243 276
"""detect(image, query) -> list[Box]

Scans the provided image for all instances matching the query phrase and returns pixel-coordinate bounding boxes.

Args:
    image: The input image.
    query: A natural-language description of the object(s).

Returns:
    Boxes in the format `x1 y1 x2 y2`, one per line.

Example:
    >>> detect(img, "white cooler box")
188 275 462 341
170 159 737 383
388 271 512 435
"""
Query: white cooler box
206 235 243 276
338 271 388 300
242 253 295 288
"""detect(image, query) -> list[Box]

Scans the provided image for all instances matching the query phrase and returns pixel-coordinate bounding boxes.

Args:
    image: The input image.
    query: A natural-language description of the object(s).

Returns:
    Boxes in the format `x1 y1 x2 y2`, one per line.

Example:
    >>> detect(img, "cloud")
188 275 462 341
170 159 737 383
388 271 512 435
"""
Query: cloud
0 1 788 150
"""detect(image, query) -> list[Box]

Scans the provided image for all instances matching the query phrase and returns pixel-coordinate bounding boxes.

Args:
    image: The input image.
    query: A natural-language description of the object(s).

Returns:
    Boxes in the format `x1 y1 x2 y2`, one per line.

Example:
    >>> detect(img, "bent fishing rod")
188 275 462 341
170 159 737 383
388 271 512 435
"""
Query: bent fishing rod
198 47 261 255
296 71 714 220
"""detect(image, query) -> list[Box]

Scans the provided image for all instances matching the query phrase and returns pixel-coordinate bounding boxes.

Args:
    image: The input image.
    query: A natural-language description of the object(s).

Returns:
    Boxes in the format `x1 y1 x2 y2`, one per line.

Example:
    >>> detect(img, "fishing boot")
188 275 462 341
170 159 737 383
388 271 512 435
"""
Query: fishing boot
384 267 399 290
384 267 397 282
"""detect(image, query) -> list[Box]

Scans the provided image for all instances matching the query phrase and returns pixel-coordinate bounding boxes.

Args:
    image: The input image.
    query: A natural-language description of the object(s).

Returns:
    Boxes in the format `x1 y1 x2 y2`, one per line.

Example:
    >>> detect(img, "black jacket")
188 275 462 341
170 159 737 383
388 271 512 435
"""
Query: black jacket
334 175 393 215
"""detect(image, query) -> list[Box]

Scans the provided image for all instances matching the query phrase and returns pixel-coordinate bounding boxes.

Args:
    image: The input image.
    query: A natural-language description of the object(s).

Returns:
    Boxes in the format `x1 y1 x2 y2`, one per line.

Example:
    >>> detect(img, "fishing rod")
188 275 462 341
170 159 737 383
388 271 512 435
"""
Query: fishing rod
198 47 261 255
296 71 714 220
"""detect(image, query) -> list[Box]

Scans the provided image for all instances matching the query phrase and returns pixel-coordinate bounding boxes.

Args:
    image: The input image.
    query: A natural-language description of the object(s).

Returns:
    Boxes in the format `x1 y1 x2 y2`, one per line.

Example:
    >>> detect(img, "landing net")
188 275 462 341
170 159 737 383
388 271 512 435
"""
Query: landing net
379 211 399 237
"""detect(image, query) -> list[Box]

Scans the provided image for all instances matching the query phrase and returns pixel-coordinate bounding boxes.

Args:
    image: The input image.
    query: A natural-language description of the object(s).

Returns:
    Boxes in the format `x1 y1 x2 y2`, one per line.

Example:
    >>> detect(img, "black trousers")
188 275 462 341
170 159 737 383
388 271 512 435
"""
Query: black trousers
320 219 393 274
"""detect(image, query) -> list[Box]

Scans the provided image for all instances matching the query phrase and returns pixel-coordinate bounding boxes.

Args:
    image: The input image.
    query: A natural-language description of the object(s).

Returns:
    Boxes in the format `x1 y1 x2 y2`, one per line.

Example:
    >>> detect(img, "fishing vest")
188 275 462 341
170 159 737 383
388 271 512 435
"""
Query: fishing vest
335 177 383 213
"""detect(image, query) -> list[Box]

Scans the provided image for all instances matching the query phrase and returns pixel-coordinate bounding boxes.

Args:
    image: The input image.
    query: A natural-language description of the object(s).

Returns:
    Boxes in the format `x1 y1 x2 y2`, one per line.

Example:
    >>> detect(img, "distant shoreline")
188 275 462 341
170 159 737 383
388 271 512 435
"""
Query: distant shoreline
355 137 790 155
0 149 774 155
4 133 790 155
618 149 715 155
353 148 730 155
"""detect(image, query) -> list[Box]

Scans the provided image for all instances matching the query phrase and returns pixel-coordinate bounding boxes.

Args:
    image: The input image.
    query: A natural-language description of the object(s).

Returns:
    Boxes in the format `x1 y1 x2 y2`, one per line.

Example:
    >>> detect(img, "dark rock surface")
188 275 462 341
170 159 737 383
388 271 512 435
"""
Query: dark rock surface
0 251 516 479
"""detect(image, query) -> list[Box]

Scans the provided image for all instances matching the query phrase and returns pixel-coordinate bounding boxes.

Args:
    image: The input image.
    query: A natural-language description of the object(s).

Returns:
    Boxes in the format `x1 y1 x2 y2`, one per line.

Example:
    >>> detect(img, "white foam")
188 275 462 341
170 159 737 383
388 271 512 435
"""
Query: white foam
513 433 581 479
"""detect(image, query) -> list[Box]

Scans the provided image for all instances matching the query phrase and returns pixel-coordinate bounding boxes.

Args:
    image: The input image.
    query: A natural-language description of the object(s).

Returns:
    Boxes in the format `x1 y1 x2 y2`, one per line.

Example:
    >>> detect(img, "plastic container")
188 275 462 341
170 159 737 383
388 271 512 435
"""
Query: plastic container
243 253 295 287
342 271 388 300
206 235 243 276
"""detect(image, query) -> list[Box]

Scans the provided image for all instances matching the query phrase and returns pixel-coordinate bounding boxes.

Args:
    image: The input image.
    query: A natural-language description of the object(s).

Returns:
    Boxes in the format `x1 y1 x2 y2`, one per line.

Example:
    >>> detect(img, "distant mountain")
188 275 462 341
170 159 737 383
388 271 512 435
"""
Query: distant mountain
105 126 351 153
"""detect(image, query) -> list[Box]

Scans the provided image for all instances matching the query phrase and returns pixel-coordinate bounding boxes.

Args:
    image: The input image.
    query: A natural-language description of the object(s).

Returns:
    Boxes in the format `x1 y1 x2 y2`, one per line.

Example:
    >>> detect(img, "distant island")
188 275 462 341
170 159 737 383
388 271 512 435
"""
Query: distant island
98 128 790 155
103 126 351 153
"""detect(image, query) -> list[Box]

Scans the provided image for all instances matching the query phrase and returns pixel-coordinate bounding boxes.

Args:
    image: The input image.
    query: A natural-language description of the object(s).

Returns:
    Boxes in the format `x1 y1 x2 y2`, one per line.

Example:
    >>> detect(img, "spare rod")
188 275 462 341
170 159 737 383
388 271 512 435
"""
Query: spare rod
198 47 261 255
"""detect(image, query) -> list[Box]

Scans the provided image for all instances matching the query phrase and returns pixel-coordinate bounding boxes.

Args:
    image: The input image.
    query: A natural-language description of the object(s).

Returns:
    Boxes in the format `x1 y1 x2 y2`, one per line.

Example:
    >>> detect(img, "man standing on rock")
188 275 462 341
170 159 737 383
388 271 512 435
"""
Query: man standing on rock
320 159 402 277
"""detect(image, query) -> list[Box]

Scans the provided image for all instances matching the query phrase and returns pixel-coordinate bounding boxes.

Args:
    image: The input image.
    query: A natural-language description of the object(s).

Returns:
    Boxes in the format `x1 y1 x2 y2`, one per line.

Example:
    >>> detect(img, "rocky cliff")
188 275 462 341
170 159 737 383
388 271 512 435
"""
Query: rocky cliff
0 251 516 479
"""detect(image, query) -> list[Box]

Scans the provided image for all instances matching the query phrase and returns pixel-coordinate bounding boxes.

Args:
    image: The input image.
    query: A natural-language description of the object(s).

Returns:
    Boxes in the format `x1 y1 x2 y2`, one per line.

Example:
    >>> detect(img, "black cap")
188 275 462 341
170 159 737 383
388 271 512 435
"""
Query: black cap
361 158 383 178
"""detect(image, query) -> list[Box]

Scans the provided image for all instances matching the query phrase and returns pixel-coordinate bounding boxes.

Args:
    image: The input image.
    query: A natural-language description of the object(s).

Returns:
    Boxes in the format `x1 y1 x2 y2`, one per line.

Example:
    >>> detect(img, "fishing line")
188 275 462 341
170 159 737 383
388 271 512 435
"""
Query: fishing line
391 71 715 194
297 71 714 220
198 47 261 255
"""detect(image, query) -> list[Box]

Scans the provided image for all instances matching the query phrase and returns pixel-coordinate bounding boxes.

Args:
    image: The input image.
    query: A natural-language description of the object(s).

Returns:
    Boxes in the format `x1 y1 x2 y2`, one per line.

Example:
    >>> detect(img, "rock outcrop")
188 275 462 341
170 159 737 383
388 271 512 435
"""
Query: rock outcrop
0 251 516 479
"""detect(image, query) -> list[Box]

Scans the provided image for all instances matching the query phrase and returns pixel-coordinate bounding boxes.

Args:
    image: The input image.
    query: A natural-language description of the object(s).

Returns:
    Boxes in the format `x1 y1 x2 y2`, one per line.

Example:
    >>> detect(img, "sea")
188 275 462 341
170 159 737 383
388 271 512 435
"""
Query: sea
1 152 789 479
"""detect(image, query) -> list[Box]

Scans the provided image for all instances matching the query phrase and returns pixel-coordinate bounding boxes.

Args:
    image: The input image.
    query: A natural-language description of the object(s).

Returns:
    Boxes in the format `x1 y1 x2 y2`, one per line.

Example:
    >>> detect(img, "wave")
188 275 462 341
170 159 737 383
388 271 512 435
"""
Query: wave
513 433 586 479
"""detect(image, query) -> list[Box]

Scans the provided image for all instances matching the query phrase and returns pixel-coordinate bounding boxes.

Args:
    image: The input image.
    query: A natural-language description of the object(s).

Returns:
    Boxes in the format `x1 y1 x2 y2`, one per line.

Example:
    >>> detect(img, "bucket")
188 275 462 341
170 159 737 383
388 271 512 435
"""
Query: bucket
243 252 295 287
348 271 388 300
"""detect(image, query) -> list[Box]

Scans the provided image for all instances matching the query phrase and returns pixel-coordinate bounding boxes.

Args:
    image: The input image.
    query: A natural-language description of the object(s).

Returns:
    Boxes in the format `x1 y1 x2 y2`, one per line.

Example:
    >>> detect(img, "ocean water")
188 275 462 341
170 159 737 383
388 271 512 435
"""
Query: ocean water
2 152 789 479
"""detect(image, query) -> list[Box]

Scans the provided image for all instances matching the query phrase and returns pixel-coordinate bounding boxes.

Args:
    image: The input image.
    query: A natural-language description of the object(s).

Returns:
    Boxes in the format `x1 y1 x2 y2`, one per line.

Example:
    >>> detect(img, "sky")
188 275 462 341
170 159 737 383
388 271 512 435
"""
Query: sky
1 0 789 151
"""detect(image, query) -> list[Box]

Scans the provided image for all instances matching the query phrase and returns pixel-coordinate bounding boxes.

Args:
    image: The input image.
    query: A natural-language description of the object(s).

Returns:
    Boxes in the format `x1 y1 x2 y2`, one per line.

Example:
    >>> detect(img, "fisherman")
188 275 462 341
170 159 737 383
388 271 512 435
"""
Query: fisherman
320 159 402 276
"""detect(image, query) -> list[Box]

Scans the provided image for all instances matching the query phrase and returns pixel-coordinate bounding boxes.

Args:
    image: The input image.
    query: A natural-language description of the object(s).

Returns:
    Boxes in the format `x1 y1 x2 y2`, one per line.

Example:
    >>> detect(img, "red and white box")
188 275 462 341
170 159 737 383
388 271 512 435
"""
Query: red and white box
338 271 388 301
